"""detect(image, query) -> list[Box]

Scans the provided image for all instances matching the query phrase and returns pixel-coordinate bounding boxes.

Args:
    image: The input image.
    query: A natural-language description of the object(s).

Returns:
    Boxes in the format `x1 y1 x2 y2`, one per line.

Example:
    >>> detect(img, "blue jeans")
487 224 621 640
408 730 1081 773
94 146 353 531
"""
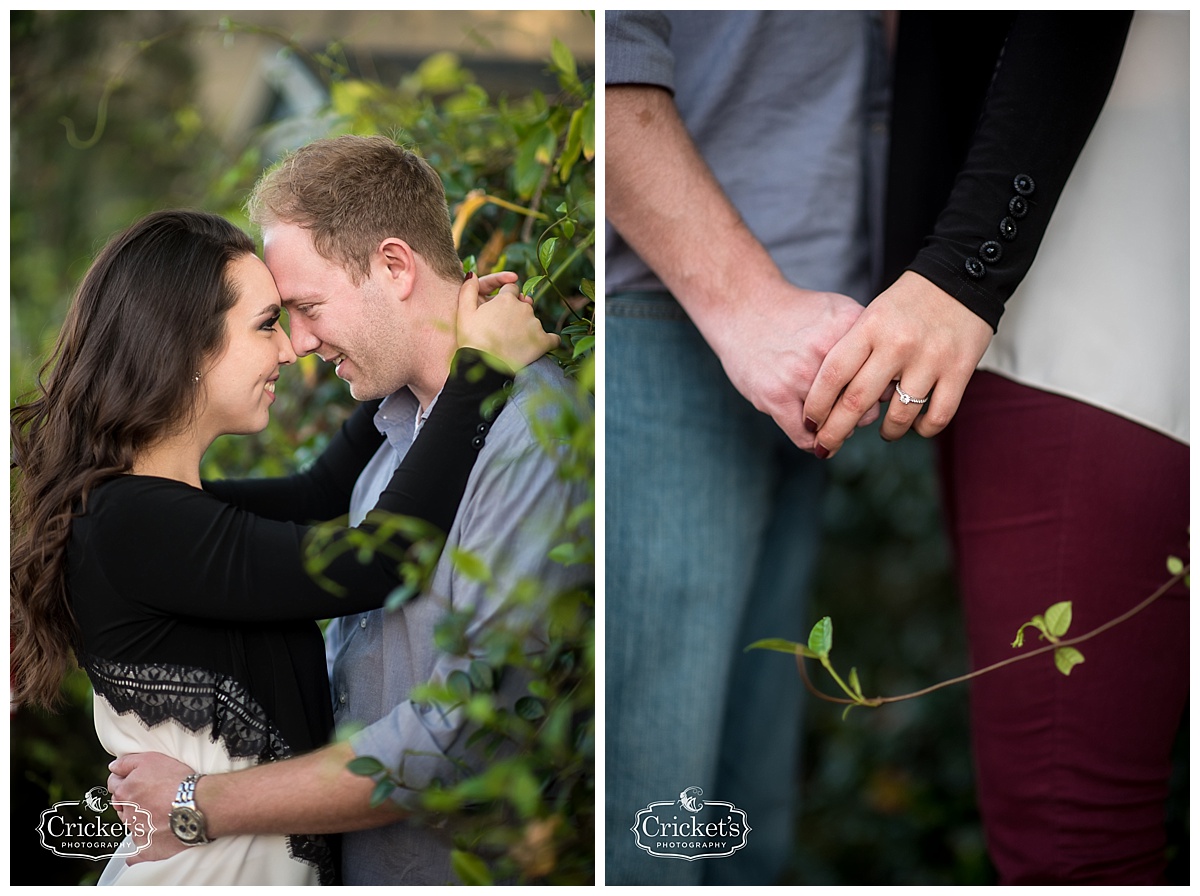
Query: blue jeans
604 293 824 885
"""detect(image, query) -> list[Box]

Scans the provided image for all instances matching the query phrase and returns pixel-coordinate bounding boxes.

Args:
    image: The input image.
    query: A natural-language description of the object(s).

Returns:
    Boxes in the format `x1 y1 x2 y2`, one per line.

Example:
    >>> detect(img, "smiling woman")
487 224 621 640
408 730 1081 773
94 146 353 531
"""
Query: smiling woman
9 207 556 884
188 255 296 447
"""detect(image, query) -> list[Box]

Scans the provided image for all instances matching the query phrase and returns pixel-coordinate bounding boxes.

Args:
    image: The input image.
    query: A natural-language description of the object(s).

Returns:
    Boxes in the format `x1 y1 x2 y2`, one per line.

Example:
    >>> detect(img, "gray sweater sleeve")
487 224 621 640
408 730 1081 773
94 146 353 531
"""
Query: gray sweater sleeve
605 10 675 90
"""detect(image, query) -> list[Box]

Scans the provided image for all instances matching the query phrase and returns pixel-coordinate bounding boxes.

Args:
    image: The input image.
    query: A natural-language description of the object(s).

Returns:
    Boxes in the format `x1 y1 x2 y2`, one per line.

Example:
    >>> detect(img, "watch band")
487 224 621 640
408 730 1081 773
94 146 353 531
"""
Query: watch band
174 773 204 807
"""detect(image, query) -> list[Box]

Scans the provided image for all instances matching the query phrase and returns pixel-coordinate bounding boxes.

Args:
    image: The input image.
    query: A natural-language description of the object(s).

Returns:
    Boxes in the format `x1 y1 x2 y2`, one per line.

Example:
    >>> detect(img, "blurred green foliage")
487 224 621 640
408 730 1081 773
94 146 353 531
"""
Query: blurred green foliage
11 10 593 885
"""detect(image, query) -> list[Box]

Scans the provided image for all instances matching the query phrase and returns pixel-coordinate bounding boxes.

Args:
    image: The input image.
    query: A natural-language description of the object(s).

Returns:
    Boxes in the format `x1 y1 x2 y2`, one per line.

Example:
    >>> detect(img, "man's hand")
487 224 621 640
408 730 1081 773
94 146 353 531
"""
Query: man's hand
606 84 877 450
802 271 995 457
108 752 195 864
691 279 879 450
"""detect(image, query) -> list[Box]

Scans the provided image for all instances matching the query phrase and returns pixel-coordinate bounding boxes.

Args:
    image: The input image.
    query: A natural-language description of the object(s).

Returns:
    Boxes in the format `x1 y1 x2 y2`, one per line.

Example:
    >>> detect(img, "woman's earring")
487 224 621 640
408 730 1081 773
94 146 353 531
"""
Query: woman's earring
192 371 202 384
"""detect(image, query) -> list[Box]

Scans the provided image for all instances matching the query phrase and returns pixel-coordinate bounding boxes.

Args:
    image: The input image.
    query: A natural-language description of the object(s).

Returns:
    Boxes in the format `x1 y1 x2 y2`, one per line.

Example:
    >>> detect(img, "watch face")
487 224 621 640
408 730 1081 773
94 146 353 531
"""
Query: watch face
169 806 206 843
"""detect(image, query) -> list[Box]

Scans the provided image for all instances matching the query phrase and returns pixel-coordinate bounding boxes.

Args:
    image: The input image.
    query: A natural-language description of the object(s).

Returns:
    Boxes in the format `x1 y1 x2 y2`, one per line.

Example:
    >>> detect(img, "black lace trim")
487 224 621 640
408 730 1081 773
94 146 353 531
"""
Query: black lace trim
83 654 337 885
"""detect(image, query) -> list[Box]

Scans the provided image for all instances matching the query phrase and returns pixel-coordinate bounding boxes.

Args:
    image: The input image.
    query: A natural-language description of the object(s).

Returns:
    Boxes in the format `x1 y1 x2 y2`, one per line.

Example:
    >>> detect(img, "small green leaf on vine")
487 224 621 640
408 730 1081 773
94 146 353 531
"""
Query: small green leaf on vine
1013 601 1084 675
1167 554 1189 587
1012 601 1073 647
1011 615 1046 648
1054 646 1085 676
1043 601 1073 638
522 274 546 298
538 237 559 272
848 666 865 702
744 638 819 659
808 616 833 657
347 755 386 776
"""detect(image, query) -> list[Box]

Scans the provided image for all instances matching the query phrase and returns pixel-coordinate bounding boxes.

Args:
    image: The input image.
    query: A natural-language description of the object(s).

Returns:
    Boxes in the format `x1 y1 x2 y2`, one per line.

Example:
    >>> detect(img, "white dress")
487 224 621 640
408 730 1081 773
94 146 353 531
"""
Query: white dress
87 657 327 885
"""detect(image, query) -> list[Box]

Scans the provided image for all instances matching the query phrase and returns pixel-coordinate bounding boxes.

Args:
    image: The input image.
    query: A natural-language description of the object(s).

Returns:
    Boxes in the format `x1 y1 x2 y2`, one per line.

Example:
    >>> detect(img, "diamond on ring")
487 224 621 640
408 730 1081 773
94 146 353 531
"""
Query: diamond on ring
895 383 929 406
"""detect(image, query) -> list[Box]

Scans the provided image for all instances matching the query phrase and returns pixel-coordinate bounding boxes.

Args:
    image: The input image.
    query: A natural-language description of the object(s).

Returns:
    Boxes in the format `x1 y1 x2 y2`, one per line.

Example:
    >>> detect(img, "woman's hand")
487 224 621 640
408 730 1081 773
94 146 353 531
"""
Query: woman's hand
456 272 559 372
802 271 995 457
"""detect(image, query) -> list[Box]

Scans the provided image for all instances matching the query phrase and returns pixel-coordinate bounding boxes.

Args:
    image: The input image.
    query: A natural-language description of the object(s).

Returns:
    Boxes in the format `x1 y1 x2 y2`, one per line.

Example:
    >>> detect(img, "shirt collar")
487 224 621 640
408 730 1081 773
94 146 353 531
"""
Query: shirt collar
372 386 440 452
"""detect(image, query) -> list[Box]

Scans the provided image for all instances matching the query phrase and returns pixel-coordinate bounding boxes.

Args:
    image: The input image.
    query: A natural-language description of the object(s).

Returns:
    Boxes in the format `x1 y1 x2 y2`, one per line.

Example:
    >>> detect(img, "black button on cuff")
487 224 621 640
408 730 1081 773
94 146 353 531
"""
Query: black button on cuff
998 216 1018 241
1013 174 1035 196
979 240 1003 263
964 256 986 279
471 435 486 450
1008 195 1029 219
476 423 489 434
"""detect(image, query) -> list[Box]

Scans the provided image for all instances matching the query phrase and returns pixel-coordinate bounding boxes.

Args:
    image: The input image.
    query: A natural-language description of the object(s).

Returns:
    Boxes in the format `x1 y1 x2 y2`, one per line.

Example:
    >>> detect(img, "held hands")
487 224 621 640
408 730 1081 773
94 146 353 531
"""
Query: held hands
694 278 881 451
803 271 995 458
108 752 195 864
456 272 560 373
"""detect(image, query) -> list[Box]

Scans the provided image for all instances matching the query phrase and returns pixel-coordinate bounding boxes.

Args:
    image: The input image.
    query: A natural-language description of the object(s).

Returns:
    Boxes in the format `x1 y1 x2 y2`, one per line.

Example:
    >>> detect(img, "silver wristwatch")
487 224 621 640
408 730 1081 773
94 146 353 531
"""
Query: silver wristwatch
168 773 214 845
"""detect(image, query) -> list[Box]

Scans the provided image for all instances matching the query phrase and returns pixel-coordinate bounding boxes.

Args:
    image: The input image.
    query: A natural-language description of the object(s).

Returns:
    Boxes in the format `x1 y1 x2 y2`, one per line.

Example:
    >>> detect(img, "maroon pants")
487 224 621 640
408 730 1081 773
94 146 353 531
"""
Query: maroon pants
938 372 1189 884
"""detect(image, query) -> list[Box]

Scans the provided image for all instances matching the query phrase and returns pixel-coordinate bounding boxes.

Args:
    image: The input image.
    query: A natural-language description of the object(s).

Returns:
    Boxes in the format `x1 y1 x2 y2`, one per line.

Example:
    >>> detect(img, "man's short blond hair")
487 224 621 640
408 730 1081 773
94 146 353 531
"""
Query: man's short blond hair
247 135 464 283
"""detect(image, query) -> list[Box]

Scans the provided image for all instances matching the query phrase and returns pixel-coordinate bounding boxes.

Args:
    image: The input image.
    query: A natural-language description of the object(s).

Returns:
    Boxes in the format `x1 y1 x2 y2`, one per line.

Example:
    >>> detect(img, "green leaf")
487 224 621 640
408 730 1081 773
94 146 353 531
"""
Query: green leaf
551 39 577 81
1012 616 1048 648
744 638 820 659
1054 646 1085 676
848 666 864 701
1168 555 1184 575
451 849 494 886
571 335 595 360
369 777 397 807
538 236 559 272
808 617 833 657
385 581 419 611
532 123 558 167
450 547 491 583
559 107 584 181
467 660 494 692
346 755 386 777
1043 601 1073 638
842 704 855 722
515 696 545 721
548 542 577 565
522 274 546 298
580 98 595 159
508 765 543 818
447 669 473 701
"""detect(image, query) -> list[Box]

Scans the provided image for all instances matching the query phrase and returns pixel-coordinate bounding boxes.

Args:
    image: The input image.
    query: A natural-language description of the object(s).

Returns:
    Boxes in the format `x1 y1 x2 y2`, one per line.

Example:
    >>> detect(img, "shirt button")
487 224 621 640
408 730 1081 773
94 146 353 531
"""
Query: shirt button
1008 195 1029 219
998 216 1018 241
964 256 986 279
1013 173 1036 196
339 692 347 705
979 240 1003 263
359 617 368 629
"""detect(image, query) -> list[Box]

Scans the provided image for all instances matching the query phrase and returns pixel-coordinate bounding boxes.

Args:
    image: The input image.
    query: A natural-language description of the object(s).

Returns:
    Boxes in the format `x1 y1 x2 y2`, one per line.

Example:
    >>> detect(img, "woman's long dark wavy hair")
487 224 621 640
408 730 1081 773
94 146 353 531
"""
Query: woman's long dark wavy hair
11 209 256 710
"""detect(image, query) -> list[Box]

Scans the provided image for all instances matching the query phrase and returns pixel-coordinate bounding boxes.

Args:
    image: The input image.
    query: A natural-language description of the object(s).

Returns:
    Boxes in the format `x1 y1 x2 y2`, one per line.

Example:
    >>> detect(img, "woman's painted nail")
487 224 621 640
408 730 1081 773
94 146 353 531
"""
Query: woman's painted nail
815 443 830 460
804 417 818 433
